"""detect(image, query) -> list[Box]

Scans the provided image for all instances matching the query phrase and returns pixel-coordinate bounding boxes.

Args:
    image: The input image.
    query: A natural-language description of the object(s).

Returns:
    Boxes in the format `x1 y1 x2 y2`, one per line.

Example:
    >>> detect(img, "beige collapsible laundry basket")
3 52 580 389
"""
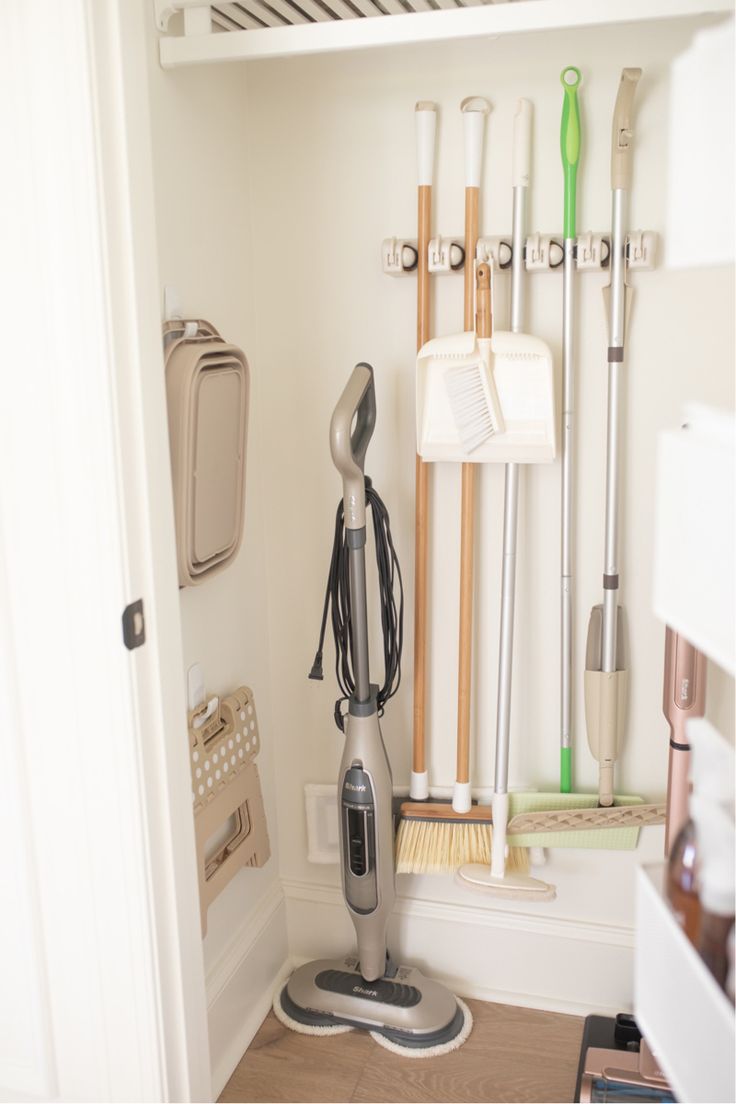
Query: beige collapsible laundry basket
189 685 271 934
164 320 249 586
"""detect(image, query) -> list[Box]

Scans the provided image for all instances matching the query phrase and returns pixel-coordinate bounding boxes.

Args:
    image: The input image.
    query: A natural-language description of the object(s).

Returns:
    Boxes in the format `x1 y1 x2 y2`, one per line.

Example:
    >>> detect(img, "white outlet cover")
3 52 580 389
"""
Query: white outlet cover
304 784 340 864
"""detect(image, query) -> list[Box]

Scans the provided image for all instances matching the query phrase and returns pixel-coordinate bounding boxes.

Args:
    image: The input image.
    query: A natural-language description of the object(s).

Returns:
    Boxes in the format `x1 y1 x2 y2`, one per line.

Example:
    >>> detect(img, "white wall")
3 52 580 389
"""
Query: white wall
142 18 288 1090
243 19 734 1006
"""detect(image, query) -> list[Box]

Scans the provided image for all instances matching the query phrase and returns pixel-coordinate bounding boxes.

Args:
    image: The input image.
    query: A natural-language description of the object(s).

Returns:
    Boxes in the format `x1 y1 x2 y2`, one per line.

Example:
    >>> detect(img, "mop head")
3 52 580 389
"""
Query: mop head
395 815 529 876
456 863 556 901
369 997 473 1057
273 982 473 1056
272 983 353 1036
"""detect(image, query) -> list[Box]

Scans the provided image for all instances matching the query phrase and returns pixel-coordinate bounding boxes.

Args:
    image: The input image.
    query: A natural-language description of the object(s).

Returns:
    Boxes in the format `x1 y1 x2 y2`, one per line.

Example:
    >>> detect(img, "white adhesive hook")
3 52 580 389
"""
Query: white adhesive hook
164 284 198 337
193 696 219 730
188 663 206 712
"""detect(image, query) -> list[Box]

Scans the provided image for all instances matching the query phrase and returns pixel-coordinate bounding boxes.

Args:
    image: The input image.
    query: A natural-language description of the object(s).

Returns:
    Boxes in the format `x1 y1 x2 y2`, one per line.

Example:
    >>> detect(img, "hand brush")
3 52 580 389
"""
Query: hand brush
396 798 665 875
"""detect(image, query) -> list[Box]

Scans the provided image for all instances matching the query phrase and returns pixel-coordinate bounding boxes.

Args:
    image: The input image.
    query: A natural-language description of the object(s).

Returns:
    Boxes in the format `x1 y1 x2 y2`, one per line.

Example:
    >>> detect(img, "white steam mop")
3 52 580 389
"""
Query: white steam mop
276 364 472 1055
456 101 555 901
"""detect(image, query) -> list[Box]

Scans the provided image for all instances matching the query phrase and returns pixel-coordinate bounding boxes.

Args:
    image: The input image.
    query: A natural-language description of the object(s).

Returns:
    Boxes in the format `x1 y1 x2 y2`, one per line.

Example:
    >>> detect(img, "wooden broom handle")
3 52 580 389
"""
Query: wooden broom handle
476 262 492 340
412 184 431 775
456 187 479 786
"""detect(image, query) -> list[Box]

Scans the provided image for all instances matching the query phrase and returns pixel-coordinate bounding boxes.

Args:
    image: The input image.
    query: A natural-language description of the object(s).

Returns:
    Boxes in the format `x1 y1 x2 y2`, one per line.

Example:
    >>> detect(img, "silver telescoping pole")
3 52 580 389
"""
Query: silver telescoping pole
494 184 525 797
601 188 627 675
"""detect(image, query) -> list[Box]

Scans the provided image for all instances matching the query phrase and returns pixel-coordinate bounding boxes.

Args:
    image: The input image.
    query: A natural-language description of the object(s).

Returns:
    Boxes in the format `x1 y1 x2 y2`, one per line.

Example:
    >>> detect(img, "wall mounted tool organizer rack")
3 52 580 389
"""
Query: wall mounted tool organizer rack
154 0 732 66
382 230 658 275
189 684 271 934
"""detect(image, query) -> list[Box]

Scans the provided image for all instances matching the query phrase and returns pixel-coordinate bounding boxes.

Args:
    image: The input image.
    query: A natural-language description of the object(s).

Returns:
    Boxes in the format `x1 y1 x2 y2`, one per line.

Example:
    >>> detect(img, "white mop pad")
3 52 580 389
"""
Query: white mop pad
272 984 353 1036
369 997 473 1058
273 984 473 1056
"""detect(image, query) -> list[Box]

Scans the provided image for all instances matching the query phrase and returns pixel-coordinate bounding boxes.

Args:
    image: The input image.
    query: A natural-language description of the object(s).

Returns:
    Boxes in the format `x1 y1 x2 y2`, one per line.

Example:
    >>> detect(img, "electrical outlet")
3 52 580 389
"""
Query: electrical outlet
305 784 340 863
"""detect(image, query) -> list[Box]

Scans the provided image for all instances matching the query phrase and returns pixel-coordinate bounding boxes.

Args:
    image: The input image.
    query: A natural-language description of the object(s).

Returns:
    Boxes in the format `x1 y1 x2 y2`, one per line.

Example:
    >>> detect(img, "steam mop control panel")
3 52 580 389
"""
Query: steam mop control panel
341 766 378 914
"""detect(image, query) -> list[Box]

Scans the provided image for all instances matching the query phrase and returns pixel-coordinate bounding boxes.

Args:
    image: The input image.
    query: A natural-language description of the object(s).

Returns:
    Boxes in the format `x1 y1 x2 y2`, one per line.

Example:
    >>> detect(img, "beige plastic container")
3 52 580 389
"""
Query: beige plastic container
189 685 271 935
164 320 249 586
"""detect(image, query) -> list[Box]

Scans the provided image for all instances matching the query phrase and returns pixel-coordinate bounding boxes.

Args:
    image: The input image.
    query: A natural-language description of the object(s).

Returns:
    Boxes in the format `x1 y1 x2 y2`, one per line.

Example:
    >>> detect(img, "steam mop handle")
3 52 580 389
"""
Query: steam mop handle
330 363 376 530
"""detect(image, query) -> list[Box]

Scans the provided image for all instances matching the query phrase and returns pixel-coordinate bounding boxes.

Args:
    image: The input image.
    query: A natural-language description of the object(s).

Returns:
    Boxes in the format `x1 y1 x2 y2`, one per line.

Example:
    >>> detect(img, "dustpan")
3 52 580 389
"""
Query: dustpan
416 329 556 463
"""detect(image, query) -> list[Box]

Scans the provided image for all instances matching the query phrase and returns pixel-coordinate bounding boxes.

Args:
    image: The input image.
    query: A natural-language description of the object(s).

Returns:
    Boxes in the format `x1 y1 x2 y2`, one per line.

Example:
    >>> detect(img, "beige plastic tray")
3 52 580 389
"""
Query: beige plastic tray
164 320 249 587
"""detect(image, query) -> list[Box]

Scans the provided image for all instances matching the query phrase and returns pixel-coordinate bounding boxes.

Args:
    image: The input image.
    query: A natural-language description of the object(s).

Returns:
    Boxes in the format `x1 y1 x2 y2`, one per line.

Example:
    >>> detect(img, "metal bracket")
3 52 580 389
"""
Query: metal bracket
154 0 212 32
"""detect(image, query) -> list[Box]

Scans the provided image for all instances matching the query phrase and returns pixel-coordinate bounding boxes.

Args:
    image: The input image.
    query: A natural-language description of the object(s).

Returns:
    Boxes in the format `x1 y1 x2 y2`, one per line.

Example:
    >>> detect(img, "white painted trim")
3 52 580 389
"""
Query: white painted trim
282 878 636 1017
206 880 286 1004
84 0 213 1098
159 0 732 65
284 878 634 947
206 883 290 1099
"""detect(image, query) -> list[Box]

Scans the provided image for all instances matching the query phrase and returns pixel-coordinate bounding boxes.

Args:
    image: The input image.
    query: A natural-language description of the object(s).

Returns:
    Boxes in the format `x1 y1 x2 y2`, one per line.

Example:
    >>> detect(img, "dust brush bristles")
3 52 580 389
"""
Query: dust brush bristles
395 818 529 876
444 362 504 453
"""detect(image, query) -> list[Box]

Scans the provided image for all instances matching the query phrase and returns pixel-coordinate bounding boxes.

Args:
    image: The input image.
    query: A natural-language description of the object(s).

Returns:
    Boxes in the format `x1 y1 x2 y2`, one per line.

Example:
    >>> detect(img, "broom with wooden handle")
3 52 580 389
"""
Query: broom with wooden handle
410 102 437 803
454 96 489 816
397 99 528 875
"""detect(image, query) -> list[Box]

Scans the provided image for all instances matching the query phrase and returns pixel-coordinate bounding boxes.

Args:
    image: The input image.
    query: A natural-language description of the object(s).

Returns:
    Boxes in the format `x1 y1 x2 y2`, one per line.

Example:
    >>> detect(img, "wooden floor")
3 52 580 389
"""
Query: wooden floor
219 997 584 1104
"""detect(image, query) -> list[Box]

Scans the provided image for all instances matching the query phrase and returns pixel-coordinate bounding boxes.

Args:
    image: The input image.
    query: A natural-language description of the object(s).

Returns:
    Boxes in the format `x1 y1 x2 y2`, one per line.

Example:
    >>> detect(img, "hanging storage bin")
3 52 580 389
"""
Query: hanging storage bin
164 320 250 586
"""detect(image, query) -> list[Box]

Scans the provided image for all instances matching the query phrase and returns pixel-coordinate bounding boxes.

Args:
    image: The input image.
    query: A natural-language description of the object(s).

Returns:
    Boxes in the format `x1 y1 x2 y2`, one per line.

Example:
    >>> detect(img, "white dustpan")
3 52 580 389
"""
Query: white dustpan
416 329 557 463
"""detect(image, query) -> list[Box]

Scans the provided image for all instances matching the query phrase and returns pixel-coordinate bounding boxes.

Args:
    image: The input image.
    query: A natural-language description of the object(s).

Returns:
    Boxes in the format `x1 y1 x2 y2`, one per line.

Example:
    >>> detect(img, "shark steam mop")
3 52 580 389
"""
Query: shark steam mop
276 364 472 1055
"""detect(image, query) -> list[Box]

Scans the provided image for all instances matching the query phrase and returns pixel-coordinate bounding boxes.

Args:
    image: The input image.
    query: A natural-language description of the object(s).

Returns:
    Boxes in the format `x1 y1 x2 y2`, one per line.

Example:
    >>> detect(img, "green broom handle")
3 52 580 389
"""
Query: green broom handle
560 67 581 240
560 65 581 796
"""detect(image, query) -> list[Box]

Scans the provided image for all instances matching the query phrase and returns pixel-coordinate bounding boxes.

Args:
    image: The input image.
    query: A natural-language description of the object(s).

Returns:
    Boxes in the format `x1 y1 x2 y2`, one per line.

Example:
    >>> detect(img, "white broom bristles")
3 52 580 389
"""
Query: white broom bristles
395 818 529 876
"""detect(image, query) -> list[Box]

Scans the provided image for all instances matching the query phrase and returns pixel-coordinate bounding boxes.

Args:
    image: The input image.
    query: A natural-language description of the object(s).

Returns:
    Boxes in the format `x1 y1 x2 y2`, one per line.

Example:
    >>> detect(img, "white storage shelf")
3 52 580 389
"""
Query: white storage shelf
157 0 733 65
635 864 735 1104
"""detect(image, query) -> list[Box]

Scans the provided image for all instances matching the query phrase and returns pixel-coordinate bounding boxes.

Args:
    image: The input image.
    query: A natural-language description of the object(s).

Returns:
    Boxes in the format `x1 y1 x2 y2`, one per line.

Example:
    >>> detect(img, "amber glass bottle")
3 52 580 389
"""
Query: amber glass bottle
666 817 701 944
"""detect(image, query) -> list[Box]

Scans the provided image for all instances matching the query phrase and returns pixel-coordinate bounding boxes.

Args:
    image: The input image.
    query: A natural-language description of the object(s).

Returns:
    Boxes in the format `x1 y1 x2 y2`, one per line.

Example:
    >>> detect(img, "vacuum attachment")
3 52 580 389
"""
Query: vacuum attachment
164 319 249 586
584 605 628 807
417 329 556 463
189 685 270 934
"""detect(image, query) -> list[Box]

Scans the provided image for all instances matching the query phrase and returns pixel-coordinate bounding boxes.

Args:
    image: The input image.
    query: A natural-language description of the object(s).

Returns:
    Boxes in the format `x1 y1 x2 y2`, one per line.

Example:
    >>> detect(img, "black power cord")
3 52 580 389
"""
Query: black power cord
309 477 403 731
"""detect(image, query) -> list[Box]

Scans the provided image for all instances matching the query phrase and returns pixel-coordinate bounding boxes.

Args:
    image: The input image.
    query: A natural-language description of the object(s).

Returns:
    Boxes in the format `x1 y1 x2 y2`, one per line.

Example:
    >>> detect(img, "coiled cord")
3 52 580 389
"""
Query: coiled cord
309 478 403 731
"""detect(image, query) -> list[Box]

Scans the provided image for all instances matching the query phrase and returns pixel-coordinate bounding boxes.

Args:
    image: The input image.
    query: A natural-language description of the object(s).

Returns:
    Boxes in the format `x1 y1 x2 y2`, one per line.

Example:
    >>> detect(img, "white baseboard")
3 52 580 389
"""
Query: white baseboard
283 878 635 1018
206 880 290 1100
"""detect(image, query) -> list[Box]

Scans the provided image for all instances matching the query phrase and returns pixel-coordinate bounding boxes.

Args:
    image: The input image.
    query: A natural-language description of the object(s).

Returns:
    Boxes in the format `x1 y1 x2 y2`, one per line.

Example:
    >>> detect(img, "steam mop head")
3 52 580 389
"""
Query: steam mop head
272 984 353 1037
371 998 473 1058
273 983 473 1057
395 806 529 876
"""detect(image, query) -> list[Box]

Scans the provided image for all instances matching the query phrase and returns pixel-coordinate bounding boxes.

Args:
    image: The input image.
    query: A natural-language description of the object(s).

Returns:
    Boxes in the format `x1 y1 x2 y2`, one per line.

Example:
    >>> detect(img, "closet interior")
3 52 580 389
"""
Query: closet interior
139 0 735 1097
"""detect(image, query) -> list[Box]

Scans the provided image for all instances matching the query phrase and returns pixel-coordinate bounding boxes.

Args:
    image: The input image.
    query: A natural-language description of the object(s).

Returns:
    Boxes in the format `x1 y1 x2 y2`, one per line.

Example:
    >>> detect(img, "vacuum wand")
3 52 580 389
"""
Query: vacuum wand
663 628 706 855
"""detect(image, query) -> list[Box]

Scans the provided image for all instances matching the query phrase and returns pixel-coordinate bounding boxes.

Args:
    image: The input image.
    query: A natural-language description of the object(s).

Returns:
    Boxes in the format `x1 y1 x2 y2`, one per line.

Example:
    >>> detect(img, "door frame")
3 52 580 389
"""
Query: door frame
0 0 210 1098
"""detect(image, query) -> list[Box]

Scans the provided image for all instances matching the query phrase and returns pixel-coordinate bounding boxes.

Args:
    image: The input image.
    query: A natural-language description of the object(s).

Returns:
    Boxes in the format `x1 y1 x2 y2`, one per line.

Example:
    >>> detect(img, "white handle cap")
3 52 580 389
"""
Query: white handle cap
452 780 472 814
461 96 491 188
512 98 533 188
410 770 430 801
415 101 438 187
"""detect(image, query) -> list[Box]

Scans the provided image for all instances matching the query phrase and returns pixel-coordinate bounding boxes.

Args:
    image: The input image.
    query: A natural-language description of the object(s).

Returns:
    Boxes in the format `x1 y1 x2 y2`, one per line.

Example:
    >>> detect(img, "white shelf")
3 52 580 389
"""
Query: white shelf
635 864 735 1104
158 0 733 66
653 407 735 676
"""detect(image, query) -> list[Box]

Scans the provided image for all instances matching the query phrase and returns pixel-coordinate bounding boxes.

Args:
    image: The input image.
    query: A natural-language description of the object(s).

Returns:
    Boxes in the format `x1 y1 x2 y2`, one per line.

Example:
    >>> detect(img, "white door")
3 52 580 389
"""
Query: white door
0 1 210 1099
